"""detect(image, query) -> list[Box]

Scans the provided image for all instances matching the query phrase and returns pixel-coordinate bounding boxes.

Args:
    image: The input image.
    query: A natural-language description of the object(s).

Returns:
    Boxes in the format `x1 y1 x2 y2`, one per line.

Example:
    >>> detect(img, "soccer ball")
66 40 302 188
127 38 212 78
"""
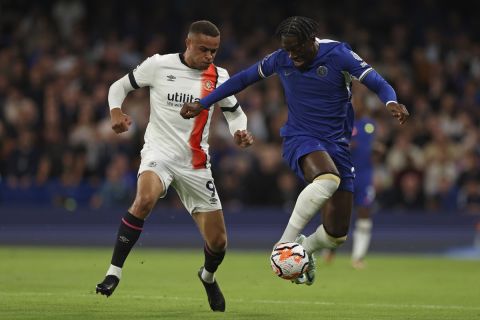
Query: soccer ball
270 242 309 280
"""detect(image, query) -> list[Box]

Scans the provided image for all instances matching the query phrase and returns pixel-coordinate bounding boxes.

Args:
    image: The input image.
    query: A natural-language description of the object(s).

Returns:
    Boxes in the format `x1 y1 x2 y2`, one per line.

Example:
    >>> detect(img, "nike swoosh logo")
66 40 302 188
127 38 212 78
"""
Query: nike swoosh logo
284 71 294 76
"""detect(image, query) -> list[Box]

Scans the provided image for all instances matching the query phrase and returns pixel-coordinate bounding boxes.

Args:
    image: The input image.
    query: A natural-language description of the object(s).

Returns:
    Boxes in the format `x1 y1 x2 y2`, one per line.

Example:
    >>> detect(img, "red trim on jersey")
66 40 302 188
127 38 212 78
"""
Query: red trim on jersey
189 64 218 169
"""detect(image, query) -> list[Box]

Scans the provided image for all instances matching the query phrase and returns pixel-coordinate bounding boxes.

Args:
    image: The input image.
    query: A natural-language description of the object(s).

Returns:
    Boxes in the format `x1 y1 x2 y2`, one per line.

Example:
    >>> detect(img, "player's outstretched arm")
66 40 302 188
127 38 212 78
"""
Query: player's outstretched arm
110 107 132 134
386 102 409 124
180 101 204 119
233 130 254 148
361 70 409 124
181 63 263 120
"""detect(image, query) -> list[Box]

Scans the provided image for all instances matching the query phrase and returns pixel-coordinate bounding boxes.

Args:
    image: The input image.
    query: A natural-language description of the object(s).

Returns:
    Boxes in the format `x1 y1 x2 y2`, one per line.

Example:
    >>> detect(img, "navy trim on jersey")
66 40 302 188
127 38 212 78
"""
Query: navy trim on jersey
179 53 188 67
220 103 239 112
128 71 140 89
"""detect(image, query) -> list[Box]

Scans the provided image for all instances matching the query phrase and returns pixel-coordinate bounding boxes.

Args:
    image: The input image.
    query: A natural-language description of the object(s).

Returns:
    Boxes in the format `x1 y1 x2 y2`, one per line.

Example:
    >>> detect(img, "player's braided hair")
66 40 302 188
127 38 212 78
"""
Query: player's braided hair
189 20 220 37
275 16 319 42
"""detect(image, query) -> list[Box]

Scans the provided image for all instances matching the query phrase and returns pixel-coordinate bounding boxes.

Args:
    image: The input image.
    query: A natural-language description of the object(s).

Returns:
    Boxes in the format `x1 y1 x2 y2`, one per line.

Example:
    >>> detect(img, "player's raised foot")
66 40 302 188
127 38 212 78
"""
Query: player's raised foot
294 234 316 286
197 267 225 312
96 275 120 297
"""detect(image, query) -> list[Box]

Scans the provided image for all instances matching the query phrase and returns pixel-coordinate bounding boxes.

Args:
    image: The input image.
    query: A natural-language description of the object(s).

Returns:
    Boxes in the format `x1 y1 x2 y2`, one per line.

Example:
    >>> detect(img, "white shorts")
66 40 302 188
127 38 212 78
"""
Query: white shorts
138 155 222 214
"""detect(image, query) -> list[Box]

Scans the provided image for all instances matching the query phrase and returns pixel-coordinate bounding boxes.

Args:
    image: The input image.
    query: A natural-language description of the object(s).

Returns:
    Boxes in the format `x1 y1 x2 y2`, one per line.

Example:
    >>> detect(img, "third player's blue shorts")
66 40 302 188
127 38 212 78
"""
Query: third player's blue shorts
353 170 375 207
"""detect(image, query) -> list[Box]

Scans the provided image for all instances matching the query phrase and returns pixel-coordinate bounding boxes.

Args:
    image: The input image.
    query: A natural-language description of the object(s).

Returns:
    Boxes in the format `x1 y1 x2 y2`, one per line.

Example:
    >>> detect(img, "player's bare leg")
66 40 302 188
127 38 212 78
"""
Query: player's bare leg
193 210 227 312
96 171 163 297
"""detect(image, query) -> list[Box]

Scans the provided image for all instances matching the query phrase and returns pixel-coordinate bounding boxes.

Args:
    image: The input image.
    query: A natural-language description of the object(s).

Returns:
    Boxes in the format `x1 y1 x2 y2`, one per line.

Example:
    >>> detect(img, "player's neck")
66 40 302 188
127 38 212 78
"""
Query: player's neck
179 53 192 68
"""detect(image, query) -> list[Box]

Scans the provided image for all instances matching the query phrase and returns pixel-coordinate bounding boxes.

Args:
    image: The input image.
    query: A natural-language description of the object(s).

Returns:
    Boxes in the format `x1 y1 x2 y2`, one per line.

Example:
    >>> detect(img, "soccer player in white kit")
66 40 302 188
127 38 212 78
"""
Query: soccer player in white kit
95 21 254 312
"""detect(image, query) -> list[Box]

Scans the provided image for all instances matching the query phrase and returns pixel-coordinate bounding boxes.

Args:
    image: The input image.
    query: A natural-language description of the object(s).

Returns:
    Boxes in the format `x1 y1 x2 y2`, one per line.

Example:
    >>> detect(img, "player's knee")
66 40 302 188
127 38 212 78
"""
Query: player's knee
312 173 340 197
131 194 157 217
207 233 227 252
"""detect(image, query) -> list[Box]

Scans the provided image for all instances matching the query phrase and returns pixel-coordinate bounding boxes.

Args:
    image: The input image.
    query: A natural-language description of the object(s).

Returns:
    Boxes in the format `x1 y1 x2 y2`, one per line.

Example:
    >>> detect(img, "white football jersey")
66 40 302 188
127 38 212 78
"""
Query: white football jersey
128 53 238 169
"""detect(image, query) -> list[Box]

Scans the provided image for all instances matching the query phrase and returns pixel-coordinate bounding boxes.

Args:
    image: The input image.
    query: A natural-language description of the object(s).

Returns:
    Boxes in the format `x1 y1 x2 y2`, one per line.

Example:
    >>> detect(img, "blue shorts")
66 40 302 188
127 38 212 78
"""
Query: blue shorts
282 135 354 192
353 171 375 207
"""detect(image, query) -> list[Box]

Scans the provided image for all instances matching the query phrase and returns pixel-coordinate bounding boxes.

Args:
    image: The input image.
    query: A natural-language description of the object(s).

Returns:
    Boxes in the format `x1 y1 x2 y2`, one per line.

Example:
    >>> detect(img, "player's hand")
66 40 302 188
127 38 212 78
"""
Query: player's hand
386 102 409 124
181 102 204 119
110 108 132 134
233 130 254 148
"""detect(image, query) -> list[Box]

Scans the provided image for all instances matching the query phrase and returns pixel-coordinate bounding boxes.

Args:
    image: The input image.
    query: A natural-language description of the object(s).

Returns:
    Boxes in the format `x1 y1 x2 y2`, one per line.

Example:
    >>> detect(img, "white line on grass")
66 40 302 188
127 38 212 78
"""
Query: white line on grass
0 292 479 311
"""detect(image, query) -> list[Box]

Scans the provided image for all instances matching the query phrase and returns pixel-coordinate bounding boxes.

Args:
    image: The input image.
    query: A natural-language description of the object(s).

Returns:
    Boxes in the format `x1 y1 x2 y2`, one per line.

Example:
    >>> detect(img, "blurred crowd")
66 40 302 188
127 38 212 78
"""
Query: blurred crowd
0 0 479 214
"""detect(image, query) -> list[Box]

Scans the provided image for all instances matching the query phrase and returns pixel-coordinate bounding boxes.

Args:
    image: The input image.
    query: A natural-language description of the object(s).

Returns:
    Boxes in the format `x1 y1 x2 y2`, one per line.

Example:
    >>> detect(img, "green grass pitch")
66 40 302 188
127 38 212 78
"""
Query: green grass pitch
0 246 479 320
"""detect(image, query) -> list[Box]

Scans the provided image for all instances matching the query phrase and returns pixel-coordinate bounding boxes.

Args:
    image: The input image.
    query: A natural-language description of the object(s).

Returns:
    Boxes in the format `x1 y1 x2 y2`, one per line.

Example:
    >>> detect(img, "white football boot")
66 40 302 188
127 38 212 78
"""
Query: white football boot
292 234 316 285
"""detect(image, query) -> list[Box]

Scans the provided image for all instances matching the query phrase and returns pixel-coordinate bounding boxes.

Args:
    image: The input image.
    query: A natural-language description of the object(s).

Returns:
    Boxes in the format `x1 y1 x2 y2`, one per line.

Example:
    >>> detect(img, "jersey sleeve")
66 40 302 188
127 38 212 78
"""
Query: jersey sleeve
337 43 373 82
215 68 239 110
258 50 281 78
128 54 160 88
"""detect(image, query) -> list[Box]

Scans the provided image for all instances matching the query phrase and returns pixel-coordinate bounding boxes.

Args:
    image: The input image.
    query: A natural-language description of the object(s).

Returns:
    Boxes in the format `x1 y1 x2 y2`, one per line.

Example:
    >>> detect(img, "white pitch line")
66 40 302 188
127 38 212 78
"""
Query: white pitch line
0 292 479 311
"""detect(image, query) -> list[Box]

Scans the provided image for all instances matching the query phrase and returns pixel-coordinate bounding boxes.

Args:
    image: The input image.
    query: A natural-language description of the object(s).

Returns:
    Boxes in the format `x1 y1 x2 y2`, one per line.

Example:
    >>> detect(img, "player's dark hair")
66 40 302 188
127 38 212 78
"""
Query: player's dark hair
276 16 319 42
189 20 220 37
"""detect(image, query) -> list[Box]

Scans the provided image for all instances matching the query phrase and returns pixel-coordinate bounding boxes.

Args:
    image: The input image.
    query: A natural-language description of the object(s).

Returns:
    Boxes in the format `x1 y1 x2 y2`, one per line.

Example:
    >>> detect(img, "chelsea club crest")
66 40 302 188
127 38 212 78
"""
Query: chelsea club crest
316 65 328 77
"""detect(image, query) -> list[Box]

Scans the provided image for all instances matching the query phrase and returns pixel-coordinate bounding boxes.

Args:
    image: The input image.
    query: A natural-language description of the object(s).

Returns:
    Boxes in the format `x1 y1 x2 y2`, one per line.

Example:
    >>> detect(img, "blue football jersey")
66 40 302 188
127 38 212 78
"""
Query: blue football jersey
258 39 373 142
351 117 375 172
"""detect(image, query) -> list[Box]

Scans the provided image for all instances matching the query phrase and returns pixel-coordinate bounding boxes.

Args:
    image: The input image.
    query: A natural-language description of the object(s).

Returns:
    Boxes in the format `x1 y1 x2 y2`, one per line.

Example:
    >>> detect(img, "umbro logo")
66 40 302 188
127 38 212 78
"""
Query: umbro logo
148 161 157 167
166 75 176 81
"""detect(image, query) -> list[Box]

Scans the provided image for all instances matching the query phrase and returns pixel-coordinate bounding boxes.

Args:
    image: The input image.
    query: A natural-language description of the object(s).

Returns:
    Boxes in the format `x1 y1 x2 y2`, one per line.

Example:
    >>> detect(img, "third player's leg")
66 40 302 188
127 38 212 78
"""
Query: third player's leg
352 205 373 268
356 206 370 219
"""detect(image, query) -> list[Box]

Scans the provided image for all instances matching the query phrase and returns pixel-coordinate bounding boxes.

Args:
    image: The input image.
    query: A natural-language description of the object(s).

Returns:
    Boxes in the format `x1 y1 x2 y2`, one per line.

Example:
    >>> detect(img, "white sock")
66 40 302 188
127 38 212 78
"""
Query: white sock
201 268 215 283
106 264 122 279
352 218 372 261
279 174 340 243
302 224 347 254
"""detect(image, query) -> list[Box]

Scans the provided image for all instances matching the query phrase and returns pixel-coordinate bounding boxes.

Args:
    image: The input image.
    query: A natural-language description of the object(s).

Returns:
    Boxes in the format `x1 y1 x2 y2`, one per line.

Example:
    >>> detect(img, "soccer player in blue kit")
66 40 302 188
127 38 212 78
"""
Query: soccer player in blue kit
348 104 378 269
181 16 409 285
